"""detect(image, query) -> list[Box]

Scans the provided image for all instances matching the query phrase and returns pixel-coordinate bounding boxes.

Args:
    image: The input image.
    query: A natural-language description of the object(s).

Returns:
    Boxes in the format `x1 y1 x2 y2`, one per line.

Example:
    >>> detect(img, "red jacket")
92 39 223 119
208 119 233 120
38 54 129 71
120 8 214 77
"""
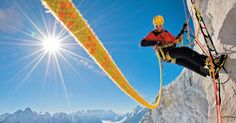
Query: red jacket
141 30 177 47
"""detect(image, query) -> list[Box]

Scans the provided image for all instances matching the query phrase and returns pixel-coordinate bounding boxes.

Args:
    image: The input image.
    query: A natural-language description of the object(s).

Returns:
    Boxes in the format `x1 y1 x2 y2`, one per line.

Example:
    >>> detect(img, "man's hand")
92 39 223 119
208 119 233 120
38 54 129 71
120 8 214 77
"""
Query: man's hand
154 41 163 50
183 23 188 31
176 22 188 44
156 41 163 46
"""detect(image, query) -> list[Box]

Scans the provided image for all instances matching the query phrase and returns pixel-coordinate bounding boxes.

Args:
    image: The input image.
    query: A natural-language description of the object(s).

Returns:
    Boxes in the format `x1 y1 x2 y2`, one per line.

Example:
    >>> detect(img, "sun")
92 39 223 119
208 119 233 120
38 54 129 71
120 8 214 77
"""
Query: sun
42 36 61 53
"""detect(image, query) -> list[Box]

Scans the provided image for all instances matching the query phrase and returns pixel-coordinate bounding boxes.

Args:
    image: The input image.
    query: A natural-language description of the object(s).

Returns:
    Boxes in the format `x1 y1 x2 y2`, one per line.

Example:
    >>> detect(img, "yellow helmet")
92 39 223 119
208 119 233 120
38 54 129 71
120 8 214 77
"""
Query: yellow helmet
153 15 164 26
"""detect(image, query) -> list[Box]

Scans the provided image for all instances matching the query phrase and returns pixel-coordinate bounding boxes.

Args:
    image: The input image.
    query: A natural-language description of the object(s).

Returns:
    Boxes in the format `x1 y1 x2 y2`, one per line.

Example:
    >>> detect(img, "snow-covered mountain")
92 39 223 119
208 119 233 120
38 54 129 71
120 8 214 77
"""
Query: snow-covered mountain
0 106 148 123
103 106 148 123
122 106 148 123
141 0 236 123
0 114 10 122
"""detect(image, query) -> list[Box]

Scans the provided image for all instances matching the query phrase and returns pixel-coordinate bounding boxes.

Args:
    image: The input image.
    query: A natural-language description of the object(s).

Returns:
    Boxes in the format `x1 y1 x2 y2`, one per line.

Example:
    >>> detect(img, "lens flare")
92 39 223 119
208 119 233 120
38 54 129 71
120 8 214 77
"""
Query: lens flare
42 36 61 53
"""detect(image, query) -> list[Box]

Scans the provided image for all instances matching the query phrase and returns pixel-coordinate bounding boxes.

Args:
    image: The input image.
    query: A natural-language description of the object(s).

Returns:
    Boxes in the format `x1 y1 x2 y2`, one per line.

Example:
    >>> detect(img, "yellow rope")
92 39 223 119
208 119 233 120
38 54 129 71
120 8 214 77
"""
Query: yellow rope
42 0 163 109
154 49 163 107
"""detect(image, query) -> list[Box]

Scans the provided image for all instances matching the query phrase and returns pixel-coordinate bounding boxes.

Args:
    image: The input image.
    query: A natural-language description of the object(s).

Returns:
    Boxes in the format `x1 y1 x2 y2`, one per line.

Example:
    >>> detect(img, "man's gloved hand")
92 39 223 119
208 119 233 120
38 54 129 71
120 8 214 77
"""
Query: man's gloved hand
183 23 188 31
175 23 188 44
156 41 163 47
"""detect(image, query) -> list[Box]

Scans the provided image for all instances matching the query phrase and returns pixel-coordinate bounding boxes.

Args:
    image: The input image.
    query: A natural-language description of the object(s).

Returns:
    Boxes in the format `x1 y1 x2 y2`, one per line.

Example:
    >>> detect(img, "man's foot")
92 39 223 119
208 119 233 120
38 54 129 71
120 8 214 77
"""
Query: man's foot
208 68 219 80
206 54 227 71
214 54 227 72
207 54 227 80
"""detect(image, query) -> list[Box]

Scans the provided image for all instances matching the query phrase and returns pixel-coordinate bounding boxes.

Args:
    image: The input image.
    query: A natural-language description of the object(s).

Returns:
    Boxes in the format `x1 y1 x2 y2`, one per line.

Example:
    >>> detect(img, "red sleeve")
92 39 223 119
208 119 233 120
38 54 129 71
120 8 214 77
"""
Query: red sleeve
166 31 176 43
143 32 154 41
141 32 158 47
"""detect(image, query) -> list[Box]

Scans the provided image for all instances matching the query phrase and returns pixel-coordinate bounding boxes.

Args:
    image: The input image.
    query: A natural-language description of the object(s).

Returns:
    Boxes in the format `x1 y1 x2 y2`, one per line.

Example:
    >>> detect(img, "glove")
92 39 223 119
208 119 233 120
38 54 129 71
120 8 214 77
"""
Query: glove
156 41 163 47
177 23 187 38
182 23 188 31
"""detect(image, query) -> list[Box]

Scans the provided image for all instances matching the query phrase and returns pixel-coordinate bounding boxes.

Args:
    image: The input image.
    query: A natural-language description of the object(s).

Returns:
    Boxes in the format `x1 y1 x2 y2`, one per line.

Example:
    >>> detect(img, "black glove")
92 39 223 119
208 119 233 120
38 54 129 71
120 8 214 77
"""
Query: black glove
176 23 187 40
156 41 163 47
182 23 188 31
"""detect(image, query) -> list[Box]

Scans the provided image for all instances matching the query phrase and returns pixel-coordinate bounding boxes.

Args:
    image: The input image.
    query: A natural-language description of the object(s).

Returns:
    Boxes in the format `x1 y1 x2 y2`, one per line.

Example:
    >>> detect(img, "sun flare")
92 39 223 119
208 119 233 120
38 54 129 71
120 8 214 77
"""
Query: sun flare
42 36 61 53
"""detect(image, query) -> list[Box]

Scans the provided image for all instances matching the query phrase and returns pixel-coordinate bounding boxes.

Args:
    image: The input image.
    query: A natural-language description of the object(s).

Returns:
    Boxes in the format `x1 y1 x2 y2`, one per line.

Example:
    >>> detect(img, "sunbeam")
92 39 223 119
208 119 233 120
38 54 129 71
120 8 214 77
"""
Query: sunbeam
1 1 103 116
54 54 75 122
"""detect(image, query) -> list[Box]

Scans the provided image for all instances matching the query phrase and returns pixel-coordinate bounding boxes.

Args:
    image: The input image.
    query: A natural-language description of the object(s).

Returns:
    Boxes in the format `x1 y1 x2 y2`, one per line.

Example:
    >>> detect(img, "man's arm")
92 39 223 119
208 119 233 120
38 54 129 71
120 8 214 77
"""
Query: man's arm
176 23 187 43
141 39 158 47
140 32 162 47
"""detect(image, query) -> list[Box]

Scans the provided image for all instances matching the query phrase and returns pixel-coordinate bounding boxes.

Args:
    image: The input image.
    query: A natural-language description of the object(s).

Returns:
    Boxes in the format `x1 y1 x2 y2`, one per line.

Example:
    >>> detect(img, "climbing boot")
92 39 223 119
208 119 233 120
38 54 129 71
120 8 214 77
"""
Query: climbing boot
209 70 220 80
205 54 227 71
207 54 227 80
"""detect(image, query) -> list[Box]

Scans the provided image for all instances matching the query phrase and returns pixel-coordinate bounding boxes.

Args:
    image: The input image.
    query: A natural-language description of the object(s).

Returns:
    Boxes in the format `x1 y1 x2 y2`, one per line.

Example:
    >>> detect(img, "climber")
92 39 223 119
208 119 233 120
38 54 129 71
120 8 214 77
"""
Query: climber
141 15 227 79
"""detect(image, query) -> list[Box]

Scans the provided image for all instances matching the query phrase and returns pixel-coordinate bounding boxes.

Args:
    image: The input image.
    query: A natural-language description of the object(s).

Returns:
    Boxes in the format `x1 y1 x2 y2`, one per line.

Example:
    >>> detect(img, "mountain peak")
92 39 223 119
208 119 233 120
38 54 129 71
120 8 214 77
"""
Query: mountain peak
24 107 32 113
0 107 147 123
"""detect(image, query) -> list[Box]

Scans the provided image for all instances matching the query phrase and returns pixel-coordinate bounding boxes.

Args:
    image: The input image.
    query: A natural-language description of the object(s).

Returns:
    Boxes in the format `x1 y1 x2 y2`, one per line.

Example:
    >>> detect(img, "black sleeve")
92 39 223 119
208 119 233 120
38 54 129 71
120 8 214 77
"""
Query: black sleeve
141 39 157 47
176 28 185 39
176 23 187 39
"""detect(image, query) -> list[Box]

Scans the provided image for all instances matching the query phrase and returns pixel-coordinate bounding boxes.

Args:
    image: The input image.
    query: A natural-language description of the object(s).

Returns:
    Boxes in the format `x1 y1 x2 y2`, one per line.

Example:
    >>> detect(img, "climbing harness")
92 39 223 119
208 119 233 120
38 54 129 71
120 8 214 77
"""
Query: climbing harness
154 43 176 63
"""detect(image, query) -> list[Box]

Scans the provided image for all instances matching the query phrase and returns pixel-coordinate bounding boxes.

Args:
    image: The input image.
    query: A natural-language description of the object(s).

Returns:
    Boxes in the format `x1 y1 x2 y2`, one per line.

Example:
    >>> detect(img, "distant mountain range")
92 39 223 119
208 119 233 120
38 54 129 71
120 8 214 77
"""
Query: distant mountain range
0 106 148 123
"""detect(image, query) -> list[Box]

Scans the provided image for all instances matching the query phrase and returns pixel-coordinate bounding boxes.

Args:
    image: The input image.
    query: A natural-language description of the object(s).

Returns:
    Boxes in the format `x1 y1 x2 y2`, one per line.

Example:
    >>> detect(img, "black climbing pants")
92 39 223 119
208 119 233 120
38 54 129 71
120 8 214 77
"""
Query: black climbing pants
166 47 209 77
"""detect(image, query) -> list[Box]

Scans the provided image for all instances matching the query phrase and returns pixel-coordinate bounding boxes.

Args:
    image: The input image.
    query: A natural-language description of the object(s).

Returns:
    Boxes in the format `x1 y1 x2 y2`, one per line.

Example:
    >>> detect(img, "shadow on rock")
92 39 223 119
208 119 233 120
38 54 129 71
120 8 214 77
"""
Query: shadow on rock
219 4 236 82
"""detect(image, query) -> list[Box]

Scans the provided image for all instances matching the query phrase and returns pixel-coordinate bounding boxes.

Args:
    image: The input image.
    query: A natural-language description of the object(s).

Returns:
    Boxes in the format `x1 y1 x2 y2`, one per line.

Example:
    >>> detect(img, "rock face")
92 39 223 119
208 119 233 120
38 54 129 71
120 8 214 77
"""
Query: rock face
141 0 236 123
141 70 209 123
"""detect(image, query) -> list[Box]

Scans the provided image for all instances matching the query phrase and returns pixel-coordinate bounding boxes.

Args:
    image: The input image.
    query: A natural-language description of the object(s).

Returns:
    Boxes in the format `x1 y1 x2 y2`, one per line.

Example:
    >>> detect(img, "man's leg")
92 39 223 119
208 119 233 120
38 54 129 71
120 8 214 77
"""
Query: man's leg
175 58 209 77
168 47 208 67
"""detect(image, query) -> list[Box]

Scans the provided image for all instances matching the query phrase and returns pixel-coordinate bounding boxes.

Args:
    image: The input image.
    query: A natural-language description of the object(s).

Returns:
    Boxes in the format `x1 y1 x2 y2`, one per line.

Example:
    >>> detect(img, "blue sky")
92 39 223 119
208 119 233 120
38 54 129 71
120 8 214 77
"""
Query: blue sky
0 0 193 114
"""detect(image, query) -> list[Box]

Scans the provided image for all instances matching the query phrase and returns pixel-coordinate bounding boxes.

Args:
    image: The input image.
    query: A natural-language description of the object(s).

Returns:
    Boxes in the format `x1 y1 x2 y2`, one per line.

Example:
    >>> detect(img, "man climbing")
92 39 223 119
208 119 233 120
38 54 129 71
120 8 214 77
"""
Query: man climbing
141 15 227 79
